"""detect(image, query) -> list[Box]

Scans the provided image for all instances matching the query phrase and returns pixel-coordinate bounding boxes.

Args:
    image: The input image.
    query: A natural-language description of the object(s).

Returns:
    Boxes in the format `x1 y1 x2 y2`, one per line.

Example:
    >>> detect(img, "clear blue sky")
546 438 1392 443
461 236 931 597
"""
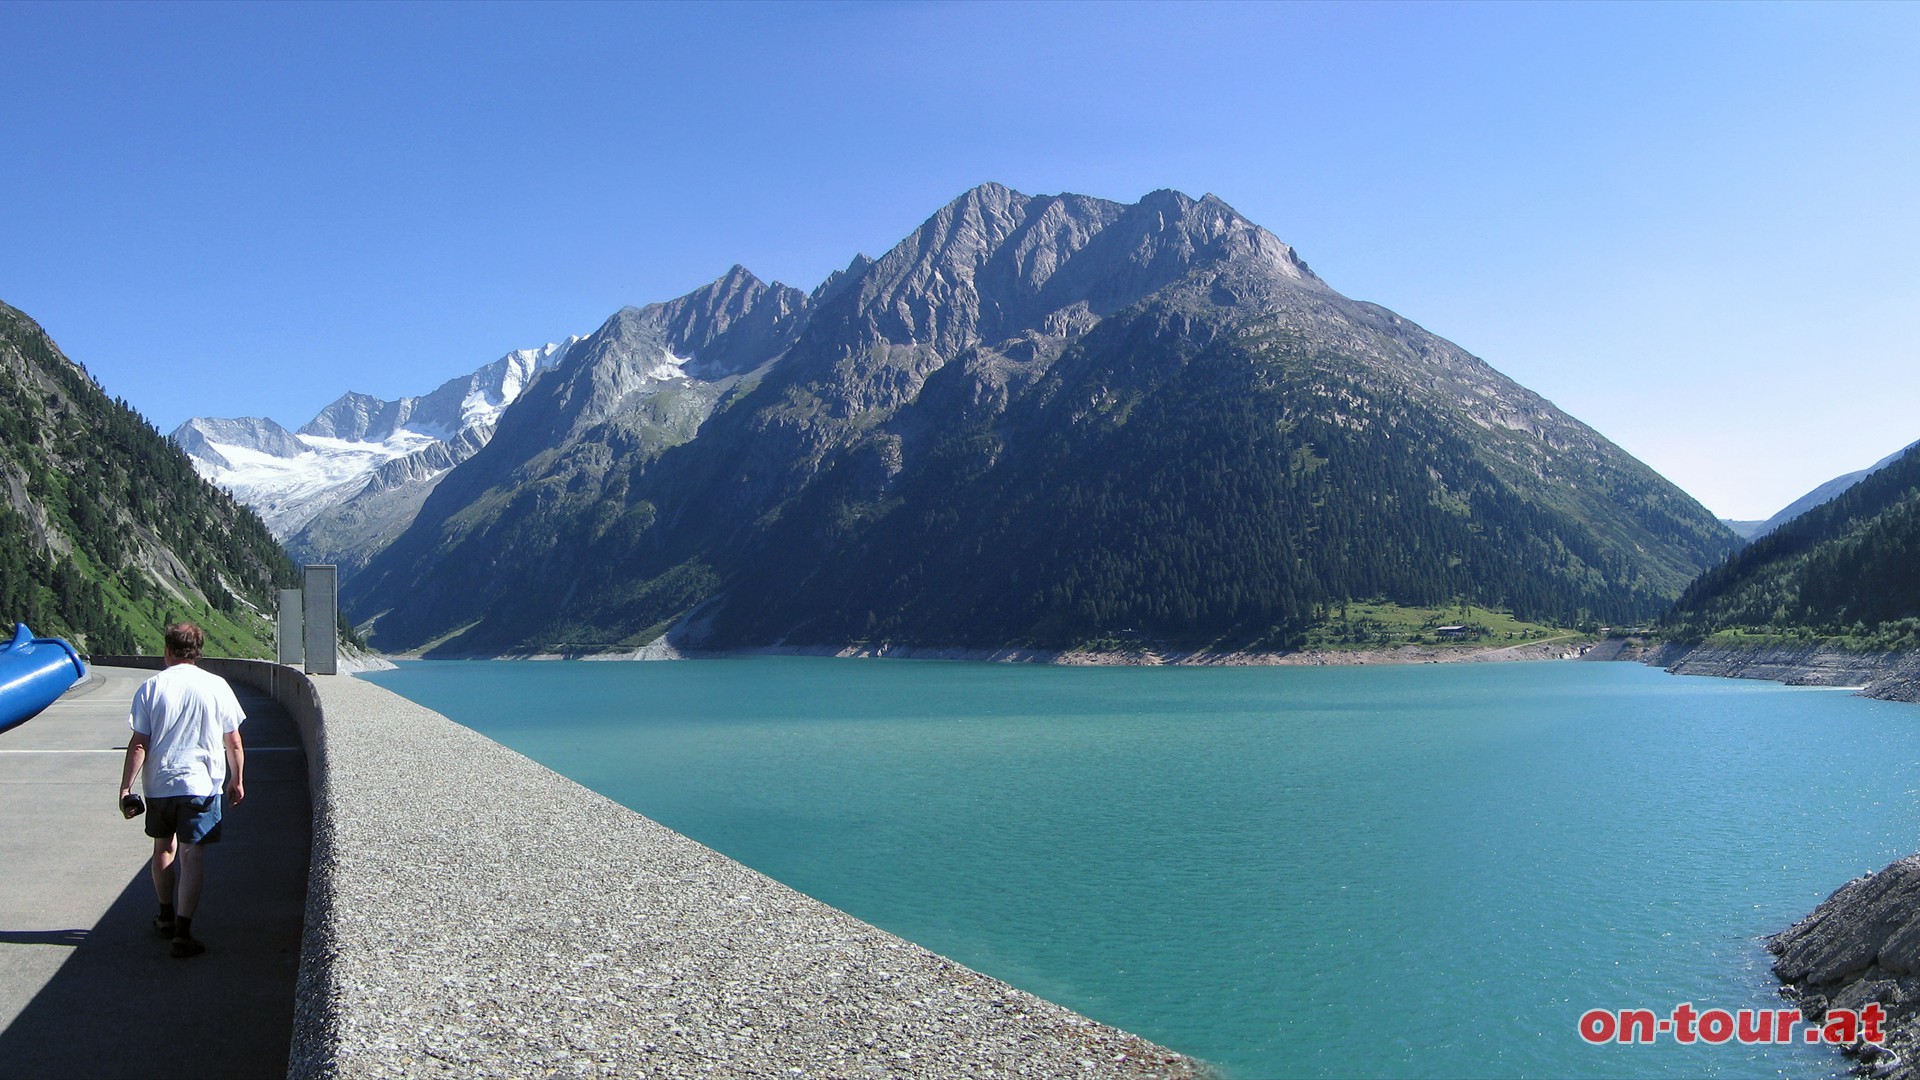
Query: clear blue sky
4 1 1916 520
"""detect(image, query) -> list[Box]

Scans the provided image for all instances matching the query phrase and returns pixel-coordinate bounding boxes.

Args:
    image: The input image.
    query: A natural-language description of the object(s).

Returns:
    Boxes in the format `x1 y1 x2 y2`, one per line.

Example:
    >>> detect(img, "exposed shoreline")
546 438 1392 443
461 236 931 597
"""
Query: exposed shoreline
386 631 1920 707
538 636 1593 667
1622 639 1920 704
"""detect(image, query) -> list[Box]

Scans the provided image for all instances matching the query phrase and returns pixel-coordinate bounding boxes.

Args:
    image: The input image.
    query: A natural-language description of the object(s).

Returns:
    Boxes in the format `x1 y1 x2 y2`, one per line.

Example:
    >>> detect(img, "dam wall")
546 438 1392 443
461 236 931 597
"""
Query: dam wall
94 656 1200 1078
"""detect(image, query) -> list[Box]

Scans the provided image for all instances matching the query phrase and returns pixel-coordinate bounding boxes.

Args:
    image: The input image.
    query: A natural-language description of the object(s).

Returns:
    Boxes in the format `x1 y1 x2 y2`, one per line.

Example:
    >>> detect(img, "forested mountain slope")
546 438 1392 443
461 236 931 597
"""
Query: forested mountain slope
1666 439 1920 648
0 301 295 655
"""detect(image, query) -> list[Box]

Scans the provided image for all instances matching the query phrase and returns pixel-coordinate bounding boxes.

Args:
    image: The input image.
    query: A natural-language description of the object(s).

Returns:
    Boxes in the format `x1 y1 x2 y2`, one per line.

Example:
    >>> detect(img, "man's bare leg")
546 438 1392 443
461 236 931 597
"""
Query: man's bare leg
150 835 179 938
170 842 207 957
174 842 204 919
150 835 176 906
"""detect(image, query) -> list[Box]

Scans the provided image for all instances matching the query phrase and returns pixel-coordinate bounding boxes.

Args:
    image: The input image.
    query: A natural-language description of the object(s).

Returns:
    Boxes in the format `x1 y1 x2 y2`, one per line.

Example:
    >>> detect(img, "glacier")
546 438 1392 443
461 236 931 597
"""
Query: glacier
173 338 580 539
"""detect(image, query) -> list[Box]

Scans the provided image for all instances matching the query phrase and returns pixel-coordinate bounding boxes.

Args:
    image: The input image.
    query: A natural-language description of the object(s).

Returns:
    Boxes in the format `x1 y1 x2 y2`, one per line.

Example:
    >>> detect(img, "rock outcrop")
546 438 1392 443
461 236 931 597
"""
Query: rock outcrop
1772 855 1920 1078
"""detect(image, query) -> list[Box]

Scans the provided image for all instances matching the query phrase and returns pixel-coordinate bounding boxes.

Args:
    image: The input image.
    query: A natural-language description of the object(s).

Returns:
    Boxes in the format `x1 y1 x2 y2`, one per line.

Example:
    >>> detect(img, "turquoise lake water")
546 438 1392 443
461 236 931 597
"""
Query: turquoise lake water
362 658 1920 1078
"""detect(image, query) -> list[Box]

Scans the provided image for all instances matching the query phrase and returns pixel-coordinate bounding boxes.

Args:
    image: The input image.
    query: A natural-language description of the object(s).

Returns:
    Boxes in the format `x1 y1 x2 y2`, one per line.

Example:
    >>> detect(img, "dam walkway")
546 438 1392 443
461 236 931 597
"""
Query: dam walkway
5 659 1198 1079
0 663 307 1079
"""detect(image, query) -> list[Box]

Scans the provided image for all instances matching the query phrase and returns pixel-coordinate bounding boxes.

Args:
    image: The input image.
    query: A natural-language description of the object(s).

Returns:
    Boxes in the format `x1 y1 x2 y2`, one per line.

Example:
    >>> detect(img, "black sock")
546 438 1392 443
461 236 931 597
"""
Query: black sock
174 915 193 941
158 903 175 922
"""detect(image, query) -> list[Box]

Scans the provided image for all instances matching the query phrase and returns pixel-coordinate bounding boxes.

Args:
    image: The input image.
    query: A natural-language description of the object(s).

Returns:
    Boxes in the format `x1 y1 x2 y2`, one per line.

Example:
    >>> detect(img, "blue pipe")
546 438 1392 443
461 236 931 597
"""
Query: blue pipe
0 623 88 735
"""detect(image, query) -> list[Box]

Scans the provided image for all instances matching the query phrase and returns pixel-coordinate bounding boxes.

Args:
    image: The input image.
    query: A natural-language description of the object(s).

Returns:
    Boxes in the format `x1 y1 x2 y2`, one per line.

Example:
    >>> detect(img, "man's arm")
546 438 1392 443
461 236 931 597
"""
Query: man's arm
223 728 245 805
120 732 148 815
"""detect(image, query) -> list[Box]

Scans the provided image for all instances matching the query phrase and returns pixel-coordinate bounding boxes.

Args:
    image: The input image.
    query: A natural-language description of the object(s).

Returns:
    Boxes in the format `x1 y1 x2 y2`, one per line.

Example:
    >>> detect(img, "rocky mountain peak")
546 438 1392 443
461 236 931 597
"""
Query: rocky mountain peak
334 185 1738 658
536 307 692 433
171 416 305 466
485 269 809 453
413 338 579 438
174 339 577 544
300 391 398 441
811 254 876 308
292 341 576 445
1106 189 1320 292
775 186 1326 418
917 183 1037 265
638 265 811 379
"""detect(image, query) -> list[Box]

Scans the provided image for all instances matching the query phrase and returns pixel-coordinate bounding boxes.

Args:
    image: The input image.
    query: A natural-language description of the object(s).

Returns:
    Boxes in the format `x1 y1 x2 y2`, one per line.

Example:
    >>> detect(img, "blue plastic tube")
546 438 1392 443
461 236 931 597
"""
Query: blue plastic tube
0 623 88 735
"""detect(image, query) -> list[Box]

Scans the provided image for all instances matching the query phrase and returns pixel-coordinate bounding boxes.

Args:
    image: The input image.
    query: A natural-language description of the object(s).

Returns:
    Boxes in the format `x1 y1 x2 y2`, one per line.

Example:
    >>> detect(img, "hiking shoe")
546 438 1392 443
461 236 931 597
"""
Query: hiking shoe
153 915 175 938
170 936 206 959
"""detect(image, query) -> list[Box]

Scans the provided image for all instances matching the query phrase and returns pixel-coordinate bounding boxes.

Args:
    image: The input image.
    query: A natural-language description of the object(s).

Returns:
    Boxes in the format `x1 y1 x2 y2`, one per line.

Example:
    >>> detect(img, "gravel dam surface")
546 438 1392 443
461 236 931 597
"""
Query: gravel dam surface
293 674 1205 1079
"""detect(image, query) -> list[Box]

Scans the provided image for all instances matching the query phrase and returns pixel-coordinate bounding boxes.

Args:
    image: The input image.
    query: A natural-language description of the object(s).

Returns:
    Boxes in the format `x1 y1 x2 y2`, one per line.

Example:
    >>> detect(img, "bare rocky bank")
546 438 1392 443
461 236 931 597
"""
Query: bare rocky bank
1630 641 1920 704
581 638 1587 667
1772 855 1920 1079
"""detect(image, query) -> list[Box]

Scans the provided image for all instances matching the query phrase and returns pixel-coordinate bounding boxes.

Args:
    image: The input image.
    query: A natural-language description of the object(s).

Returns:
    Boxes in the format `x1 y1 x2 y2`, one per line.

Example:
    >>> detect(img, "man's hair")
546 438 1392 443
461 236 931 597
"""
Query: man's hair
164 622 205 662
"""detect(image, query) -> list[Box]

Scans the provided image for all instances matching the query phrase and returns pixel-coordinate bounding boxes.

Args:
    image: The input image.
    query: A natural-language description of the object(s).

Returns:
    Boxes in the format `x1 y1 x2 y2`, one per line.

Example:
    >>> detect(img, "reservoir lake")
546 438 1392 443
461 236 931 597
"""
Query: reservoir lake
362 657 1920 1078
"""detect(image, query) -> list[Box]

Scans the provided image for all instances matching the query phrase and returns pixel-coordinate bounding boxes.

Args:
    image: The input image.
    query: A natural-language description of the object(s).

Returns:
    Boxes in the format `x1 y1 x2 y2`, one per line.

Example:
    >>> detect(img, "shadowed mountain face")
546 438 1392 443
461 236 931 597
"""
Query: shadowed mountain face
345 184 1739 655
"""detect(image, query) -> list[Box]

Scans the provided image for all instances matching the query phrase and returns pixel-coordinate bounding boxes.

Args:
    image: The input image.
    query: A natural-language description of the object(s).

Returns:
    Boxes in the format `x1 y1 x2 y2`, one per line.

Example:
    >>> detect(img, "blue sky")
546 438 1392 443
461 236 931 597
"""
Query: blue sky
3 1 1916 520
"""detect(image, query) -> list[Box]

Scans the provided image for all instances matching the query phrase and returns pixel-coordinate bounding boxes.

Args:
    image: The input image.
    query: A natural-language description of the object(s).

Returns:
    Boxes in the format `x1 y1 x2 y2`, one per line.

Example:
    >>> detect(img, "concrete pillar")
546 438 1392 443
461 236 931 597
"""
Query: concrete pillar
277 588 304 666
303 565 338 676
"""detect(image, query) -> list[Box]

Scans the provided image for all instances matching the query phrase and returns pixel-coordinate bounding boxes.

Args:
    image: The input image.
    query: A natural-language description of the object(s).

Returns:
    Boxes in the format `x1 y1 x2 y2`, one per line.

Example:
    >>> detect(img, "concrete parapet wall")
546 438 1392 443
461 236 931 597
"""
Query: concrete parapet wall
97 657 1203 1077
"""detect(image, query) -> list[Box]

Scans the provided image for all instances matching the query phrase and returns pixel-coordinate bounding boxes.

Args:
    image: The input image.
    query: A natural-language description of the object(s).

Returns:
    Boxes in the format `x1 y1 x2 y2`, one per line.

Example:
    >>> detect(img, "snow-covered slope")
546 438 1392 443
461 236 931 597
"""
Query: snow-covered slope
300 342 568 443
176 425 442 535
172 338 579 542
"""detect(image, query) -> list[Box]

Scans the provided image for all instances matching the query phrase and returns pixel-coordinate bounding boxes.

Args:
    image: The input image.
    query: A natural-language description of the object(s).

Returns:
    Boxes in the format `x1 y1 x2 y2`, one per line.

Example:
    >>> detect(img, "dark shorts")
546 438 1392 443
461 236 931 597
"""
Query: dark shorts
144 795 223 844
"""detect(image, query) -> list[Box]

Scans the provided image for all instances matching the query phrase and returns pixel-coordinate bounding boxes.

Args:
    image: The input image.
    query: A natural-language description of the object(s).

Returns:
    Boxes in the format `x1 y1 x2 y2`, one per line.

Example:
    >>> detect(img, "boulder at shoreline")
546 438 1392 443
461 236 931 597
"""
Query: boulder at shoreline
1772 854 1920 1078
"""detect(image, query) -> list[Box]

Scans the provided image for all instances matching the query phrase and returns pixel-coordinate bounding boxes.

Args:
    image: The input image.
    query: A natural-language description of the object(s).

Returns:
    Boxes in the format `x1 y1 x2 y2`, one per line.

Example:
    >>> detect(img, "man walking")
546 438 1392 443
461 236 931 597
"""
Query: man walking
117 622 246 958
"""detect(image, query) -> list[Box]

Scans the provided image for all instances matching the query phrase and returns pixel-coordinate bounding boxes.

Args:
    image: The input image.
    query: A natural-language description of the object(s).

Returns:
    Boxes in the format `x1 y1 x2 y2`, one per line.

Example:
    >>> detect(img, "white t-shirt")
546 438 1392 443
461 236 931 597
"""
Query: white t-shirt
128 663 246 798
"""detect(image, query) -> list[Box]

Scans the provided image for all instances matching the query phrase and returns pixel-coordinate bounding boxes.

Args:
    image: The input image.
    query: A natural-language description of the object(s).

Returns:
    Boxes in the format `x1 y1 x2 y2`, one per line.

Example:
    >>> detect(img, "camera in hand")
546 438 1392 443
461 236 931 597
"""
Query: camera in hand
121 793 145 817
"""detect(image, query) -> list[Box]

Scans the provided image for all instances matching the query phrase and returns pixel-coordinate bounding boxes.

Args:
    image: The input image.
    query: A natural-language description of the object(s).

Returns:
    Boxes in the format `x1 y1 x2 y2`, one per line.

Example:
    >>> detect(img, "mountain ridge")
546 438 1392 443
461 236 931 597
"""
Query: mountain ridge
1741 438 1920 541
341 184 1739 656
